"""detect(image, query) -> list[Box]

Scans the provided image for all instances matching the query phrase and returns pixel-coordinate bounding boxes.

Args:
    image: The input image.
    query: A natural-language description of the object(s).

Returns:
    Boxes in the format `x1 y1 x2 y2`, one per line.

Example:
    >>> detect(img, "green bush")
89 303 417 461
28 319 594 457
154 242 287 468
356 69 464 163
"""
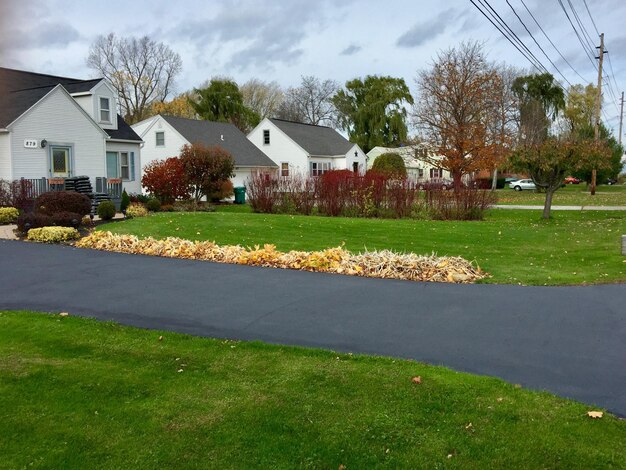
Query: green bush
97 201 116 220
0 207 19 224
371 153 407 177
146 198 161 212
120 190 130 212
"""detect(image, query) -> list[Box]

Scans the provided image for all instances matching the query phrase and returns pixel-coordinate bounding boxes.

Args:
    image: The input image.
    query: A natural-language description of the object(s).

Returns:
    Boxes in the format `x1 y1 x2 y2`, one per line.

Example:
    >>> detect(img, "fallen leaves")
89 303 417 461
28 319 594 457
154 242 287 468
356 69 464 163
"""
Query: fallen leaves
76 231 487 284
587 411 603 419
59 312 69 317
411 376 422 384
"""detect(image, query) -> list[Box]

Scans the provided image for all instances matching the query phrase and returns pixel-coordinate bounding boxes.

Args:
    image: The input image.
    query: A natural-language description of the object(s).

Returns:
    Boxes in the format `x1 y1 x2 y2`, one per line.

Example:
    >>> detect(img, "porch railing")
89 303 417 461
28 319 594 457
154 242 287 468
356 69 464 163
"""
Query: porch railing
19 177 122 201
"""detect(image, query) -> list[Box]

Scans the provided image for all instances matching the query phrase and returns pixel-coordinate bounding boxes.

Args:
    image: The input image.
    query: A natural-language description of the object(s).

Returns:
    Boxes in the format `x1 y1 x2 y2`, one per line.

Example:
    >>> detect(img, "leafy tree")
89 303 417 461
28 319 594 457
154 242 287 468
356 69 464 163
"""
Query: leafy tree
150 94 197 119
141 157 190 204
240 79 284 119
511 73 565 146
275 76 338 125
334 76 413 153
414 42 500 191
191 79 260 133
179 144 235 201
573 123 624 183
87 33 182 124
510 138 610 219
564 84 597 132
371 152 407 177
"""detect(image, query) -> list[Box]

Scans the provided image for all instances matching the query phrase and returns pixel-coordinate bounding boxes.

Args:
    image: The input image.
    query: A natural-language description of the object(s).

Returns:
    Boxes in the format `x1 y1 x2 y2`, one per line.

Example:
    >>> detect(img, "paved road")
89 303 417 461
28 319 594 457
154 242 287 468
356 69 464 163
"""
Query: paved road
1 240 625 417
494 205 626 210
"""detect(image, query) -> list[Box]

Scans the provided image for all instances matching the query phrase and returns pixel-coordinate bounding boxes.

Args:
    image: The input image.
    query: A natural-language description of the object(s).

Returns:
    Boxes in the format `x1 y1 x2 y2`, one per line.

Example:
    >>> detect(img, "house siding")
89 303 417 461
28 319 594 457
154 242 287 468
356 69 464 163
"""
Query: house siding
10 87 106 183
0 133 11 180
105 141 142 194
137 116 189 171
247 119 309 175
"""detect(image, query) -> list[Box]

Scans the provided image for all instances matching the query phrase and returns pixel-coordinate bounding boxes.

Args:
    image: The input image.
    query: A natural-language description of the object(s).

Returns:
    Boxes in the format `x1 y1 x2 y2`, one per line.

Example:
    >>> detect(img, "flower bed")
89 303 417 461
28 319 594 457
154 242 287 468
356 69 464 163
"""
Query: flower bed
77 231 486 283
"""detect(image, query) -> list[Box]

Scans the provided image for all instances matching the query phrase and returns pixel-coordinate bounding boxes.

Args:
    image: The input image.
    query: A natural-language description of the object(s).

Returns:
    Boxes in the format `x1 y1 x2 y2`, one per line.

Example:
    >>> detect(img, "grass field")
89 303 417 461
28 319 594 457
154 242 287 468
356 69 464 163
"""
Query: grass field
99 208 626 285
1 310 624 469
496 184 626 206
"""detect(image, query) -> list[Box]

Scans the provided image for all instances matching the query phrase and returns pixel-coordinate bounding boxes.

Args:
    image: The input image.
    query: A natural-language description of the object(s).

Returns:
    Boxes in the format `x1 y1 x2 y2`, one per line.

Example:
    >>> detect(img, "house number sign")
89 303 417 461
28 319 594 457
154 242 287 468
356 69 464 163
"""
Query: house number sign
23 139 38 149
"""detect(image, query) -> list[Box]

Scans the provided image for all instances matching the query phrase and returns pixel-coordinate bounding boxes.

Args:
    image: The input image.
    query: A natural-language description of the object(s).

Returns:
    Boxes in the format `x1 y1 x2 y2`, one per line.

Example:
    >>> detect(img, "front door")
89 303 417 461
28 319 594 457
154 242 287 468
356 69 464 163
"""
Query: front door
51 146 71 177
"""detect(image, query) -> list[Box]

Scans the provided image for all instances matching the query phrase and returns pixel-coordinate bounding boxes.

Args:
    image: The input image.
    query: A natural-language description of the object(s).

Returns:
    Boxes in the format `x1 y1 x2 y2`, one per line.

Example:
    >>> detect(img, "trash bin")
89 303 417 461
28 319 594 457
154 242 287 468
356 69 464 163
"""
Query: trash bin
234 186 246 204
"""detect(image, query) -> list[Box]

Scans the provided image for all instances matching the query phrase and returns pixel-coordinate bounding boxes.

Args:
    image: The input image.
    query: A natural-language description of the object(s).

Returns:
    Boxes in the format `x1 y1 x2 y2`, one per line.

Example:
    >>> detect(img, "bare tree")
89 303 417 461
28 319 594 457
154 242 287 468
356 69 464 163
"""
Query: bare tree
87 33 182 124
413 42 500 191
275 76 338 125
240 79 284 120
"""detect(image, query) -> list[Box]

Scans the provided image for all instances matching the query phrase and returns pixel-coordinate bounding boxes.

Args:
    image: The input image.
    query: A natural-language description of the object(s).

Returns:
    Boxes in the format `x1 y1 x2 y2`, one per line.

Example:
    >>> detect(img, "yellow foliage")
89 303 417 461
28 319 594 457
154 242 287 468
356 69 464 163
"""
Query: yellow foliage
0 207 19 224
27 226 80 243
77 232 487 283
126 203 148 218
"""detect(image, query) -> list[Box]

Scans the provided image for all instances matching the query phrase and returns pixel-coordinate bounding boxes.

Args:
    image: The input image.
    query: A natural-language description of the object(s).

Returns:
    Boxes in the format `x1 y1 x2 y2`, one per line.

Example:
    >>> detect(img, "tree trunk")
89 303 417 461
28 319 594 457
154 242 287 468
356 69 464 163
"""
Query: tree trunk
452 170 463 193
491 168 498 191
543 189 555 219
590 168 597 196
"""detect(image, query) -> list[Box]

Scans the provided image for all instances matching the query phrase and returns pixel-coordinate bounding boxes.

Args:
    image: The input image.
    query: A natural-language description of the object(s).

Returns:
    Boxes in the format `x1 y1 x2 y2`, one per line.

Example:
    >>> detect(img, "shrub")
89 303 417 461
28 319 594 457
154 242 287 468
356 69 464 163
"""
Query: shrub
0 179 35 211
371 153 407 177
129 193 150 204
27 226 80 243
120 189 130 212
172 201 215 212
160 204 175 212
97 201 116 220
145 198 161 212
425 187 497 221
126 202 148 218
34 191 91 217
141 157 190 203
50 211 82 228
179 143 235 201
0 207 19 224
16 213 53 233
246 172 279 213
208 179 234 202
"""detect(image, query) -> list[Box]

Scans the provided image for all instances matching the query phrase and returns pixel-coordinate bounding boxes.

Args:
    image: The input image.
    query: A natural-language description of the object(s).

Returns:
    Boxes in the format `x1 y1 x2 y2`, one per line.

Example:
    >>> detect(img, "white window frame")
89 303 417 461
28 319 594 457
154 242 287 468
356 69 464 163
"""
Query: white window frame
99 97 111 123
280 162 289 177
417 168 424 178
430 168 442 179
120 152 130 180
156 131 165 147
263 129 270 145
311 161 331 177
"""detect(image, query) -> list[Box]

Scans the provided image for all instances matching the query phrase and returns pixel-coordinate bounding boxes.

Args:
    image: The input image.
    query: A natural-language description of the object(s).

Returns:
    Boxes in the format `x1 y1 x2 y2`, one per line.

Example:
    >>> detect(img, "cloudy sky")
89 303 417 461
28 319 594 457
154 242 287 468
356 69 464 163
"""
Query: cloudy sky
1 0 625 133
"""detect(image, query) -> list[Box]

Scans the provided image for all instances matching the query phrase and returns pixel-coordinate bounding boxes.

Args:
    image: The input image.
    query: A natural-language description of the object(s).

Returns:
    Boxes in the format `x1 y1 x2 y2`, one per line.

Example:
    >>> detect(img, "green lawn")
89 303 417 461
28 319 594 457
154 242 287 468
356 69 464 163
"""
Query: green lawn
1 310 624 469
100 208 626 285
496 184 626 206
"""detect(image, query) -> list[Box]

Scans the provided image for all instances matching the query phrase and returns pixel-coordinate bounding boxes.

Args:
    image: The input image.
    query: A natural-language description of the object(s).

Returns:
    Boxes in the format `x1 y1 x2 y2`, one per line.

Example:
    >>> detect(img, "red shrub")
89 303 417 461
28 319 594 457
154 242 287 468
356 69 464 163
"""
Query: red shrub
179 144 235 201
34 191 91 217
0 179 35 211
246 172 279 213
425 187 497 220
316 170 354 216
142 157 190 204
208 179 234 202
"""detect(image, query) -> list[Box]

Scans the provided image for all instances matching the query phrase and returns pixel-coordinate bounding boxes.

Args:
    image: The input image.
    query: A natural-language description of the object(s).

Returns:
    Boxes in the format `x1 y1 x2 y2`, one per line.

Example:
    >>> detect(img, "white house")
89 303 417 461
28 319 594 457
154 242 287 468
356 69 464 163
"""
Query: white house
367 145 451 181
0 67 142 194
247 118 367 177
132 115 277 187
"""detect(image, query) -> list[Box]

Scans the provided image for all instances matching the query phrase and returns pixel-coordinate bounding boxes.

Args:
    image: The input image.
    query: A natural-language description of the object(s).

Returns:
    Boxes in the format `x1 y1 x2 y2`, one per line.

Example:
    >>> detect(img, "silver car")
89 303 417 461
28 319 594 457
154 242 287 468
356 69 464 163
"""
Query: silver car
509 179 536 191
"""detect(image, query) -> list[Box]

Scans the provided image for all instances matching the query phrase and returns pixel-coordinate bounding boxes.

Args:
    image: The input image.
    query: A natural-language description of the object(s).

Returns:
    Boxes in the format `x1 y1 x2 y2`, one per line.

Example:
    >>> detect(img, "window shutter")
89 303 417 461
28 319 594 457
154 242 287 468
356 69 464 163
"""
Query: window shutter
130 152 135 181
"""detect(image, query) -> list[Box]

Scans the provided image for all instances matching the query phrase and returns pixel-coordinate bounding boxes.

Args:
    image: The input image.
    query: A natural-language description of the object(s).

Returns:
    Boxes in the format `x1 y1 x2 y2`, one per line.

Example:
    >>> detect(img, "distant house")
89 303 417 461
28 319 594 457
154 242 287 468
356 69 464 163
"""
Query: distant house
247 118 367 177
367 145 451 181
132 115 277 187
0 67 142 194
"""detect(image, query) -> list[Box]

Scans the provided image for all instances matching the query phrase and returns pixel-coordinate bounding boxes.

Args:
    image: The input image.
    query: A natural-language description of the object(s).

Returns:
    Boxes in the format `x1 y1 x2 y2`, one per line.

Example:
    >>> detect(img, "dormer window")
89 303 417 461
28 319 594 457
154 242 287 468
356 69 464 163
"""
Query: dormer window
263 129 270 145
156 131 165 147
99 97 111 123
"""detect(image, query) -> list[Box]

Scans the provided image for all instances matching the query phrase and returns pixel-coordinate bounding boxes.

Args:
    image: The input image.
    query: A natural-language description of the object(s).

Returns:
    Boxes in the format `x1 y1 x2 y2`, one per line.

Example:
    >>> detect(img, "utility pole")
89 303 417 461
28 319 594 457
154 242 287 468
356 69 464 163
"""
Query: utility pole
592 32 605 196
619 91 624 146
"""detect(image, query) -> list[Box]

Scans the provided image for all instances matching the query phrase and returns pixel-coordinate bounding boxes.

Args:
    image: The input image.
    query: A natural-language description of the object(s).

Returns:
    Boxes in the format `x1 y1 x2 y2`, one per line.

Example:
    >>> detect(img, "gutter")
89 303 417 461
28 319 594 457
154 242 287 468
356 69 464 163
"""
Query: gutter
107 138 144 144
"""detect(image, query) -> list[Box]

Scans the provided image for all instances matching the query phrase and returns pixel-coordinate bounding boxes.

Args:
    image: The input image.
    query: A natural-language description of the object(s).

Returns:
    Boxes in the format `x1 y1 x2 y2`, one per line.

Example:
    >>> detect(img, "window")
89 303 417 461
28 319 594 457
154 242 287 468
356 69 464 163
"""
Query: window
430 168 442 179
417 168 424 178
263 129 270 145
156 131 165 146
281 162 289 177
99 97 111 123
51 146 71 176
311 162 331 177
107 151 135 181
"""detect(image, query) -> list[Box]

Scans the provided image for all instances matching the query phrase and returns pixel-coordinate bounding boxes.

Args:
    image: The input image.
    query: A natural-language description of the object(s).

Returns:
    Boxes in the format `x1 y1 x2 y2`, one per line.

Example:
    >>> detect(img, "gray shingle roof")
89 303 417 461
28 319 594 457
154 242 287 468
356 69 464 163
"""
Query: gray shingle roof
162 115 277 167
107 115 142 142
269 118 353 156
0 85 55 127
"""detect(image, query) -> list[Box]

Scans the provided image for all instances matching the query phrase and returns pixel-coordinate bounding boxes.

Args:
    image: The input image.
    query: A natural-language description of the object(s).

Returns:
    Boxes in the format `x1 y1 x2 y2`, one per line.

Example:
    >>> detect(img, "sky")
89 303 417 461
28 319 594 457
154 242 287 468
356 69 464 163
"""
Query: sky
1 0 625 135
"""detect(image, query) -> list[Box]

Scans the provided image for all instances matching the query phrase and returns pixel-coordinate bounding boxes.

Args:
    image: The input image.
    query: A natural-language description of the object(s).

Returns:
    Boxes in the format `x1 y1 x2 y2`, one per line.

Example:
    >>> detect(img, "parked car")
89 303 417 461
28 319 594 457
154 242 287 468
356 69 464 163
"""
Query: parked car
564 176 581 184
509 179 536 191
606 178 618 185
419 178 453 190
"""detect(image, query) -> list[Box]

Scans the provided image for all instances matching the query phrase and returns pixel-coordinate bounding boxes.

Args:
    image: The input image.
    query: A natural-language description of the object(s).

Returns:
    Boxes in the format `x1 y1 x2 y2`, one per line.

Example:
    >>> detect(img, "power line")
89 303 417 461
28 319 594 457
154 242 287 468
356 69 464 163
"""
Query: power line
557 0 598 70
567 0 596 53
582 0 600 36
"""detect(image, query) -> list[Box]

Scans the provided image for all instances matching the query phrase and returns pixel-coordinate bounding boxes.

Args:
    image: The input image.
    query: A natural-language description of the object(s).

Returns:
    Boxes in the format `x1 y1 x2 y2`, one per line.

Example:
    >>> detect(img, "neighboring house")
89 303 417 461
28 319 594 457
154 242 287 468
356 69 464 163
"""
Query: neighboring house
0 67 142 194
367 145 451 181
247 118 367 177
132 115 277 187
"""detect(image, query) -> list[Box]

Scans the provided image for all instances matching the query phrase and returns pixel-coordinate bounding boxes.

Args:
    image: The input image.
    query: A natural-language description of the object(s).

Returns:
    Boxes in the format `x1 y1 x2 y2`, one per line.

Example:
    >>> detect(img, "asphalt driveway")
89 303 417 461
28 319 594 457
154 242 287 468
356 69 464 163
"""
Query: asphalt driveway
1 240 625 416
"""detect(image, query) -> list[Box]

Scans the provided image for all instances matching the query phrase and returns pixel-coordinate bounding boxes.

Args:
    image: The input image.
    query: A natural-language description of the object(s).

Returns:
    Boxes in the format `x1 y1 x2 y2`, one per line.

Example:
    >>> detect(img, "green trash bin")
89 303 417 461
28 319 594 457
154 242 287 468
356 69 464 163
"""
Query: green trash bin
234 186 246 204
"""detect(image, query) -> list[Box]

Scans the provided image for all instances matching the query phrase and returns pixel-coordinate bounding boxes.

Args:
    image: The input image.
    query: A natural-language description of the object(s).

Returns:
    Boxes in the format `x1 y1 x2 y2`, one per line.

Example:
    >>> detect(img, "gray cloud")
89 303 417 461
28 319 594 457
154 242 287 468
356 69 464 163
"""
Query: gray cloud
340 44 361 56
1 21 81 51
396 8 459 48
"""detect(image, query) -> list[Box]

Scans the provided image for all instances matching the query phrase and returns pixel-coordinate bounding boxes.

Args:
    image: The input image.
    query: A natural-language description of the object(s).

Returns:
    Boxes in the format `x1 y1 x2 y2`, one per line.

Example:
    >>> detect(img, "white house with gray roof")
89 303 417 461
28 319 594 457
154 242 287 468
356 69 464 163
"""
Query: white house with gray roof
132 114 277 188
247 118 367 177
0 67 143 194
